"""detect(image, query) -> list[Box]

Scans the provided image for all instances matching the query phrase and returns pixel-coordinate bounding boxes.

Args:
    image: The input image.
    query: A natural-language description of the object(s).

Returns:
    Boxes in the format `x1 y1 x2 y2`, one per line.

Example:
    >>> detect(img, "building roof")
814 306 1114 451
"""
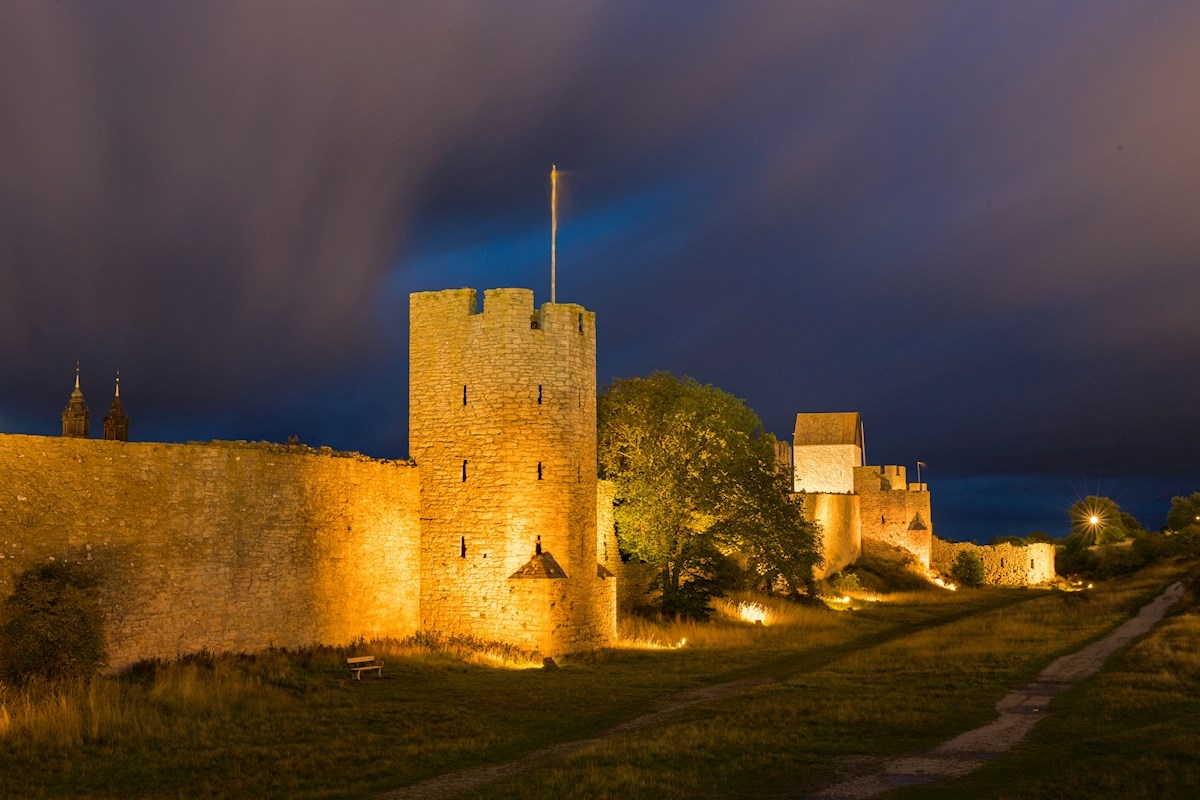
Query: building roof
793 412 863 448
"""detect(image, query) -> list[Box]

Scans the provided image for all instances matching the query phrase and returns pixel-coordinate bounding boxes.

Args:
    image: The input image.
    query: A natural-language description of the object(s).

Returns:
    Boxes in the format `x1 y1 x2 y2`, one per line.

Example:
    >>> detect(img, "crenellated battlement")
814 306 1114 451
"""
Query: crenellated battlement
410 288 595 344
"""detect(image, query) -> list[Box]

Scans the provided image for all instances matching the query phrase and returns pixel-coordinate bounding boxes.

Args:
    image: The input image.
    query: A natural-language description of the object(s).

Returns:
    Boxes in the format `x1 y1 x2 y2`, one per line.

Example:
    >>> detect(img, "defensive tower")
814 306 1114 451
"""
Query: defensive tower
409 288 615 654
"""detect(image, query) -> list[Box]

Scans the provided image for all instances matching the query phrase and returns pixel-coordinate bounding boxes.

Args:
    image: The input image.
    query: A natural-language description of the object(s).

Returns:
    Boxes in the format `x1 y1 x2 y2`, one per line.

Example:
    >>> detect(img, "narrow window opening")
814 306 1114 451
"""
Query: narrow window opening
881 515 885 524
537 384 543 405
1000 558 1006 568
462 460 468 482
578 313 584 333
460 537 466 558
530 312 540 330
537 462 543 480
463 385 468 406
535 535 542 555
1031 559 1035 570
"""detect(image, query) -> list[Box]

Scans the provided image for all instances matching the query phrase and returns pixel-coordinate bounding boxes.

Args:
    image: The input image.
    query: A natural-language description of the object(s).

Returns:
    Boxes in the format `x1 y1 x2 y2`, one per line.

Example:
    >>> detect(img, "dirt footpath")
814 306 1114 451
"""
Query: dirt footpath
808 581 1187 800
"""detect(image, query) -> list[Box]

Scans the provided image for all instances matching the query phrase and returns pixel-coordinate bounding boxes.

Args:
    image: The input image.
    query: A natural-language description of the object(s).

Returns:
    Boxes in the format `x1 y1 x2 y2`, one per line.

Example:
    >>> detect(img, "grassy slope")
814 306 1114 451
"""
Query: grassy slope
887 570 1200 800
469 562 1195 800
0 563 1192 799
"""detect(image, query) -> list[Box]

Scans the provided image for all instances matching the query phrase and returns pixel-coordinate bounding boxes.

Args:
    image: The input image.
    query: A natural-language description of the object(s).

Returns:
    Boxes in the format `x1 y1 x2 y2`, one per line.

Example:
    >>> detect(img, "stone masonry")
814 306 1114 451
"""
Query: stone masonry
0 435 420 668
409 288 615 654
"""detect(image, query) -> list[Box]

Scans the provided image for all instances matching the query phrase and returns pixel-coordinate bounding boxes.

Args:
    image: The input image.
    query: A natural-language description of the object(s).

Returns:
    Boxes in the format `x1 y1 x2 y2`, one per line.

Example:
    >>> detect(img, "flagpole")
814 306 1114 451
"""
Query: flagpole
550 163 558 304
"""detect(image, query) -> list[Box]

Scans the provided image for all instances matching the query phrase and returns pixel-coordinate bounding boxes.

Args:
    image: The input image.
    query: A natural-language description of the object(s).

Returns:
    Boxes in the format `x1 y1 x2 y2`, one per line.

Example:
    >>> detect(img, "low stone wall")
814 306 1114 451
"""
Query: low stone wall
0 434 421 668
931 537 1056 586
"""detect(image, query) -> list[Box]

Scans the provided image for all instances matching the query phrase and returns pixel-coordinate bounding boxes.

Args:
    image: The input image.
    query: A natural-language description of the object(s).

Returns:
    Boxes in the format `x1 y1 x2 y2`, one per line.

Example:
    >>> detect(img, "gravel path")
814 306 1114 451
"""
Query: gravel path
807 581 1186 799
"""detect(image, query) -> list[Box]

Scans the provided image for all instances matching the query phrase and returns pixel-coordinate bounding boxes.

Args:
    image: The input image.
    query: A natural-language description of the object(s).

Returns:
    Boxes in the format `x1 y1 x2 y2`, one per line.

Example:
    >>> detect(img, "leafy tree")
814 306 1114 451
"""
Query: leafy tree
598 372 820 618
1068 496 1129 547
949 551 986 587
1166 492 1200 532
1024 531 1054 544
1 561 107 682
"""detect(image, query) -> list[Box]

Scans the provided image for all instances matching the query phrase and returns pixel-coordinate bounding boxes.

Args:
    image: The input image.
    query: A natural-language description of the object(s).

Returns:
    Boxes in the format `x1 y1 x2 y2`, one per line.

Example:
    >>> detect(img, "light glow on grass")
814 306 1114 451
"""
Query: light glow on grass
735 601 770 625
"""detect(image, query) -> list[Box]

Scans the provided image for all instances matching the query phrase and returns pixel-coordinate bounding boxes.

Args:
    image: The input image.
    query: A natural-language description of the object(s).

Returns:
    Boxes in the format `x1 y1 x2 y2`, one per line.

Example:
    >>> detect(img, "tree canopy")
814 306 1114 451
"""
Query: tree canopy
1068 496 1131 547
1167 492 1200 532
598 372 820 618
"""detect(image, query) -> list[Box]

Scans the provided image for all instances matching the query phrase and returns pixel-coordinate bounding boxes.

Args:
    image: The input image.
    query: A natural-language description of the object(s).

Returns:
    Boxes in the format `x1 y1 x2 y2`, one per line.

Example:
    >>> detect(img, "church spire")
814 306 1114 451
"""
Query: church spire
103 370 130 442
61 361 90 438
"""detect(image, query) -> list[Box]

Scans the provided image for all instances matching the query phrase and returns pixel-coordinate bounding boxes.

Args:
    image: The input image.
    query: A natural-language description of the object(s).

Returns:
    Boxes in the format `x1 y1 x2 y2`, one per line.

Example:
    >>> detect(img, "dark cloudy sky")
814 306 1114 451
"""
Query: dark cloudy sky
2 1 1197 540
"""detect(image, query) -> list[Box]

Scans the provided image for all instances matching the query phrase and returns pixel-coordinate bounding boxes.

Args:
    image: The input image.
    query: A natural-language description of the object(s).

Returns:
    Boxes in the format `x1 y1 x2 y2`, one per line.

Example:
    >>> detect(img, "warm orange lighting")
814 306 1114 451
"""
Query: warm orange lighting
1089 515 1100 525
736 601 770 625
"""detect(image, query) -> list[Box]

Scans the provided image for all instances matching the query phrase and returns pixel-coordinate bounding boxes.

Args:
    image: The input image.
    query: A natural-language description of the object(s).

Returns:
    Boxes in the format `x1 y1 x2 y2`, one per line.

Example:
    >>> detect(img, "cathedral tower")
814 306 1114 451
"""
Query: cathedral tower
102 372 130 442
61 363 90 438
409 288 615 654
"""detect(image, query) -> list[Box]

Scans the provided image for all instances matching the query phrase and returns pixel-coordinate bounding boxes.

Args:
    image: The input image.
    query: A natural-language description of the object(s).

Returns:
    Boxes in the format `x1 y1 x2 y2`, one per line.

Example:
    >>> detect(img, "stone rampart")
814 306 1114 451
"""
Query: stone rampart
0 433 421 668
930 537 1056 586
799 493 861 579
855 466 932 567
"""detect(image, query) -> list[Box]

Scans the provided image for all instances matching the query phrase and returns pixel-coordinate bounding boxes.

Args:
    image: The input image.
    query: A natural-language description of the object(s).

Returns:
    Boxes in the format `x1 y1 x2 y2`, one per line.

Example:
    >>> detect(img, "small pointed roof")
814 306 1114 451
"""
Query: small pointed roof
509 551 568 579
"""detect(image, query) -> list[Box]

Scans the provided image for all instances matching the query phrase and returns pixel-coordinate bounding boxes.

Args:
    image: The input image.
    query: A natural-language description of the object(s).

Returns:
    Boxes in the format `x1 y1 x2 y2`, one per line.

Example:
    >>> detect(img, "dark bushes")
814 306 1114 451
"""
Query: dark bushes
1 561 107 682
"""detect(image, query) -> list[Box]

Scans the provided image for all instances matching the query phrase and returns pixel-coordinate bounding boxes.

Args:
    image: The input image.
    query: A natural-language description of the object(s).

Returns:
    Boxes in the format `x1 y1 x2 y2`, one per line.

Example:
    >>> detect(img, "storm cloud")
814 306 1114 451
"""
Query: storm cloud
1 1 1197 535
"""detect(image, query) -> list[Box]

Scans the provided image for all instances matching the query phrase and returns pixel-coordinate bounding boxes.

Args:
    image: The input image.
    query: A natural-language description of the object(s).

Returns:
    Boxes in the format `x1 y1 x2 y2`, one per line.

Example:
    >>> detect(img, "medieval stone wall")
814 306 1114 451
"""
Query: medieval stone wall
409 288 614 654
855 466 932 567
931 537 1056 586
0 434 421 668
799 493 861 579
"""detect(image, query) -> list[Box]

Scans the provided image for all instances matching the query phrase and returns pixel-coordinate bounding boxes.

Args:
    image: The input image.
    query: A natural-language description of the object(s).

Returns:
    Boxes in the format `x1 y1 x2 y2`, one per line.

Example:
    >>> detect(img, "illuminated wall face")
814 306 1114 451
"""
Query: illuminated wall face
931 538 1056 585
0 434 422 668
409 288 614 654
794 444 862 494
855 465 933 567
800 493 862 579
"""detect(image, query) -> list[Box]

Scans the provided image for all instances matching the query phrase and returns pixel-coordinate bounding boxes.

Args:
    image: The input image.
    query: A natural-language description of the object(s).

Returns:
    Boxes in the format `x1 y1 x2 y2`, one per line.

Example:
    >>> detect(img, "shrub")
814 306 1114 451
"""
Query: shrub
827 571 864 597
949 551 986 588
1092 544 1145 578
1 562 107 682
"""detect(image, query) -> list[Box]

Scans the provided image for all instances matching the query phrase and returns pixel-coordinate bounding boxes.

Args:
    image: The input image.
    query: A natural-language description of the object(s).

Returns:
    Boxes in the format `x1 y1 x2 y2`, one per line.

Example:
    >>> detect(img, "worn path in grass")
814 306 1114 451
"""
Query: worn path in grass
374 596 1033 800
806 580 1187 800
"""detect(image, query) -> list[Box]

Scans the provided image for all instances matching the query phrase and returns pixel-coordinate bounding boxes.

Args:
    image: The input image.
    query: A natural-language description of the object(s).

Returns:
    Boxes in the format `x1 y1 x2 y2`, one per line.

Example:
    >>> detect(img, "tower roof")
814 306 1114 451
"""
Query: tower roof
793 412 863 448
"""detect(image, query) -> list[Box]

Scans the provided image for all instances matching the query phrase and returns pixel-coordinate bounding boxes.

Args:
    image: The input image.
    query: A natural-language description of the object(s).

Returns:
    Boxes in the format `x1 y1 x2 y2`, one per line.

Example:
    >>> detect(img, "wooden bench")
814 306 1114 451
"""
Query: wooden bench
347 655 383 680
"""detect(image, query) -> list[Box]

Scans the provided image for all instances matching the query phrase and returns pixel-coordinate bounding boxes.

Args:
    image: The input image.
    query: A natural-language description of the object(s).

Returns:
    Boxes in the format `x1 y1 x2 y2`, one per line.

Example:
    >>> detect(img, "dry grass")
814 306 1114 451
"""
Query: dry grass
468 562 1196 800
2 564 1192 799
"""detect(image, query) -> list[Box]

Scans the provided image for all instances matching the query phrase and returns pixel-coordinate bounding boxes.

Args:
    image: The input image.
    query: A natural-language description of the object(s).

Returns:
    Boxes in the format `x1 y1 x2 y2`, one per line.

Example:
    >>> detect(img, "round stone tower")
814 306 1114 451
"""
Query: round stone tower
409 287 615 654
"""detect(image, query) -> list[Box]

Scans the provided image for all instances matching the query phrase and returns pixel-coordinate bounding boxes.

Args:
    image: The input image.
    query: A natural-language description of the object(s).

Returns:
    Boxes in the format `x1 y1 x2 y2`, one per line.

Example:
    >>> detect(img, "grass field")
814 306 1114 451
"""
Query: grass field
0 562 1194 799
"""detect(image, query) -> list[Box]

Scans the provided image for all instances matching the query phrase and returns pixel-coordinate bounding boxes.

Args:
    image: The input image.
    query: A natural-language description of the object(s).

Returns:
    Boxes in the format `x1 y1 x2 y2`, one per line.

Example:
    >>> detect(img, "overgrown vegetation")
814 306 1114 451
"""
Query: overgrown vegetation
0 562 107 683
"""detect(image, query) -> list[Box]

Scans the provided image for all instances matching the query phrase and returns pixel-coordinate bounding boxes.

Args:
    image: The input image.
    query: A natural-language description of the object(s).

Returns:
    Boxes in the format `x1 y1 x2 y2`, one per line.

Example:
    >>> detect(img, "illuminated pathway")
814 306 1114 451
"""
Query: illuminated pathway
807 581 1187 800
